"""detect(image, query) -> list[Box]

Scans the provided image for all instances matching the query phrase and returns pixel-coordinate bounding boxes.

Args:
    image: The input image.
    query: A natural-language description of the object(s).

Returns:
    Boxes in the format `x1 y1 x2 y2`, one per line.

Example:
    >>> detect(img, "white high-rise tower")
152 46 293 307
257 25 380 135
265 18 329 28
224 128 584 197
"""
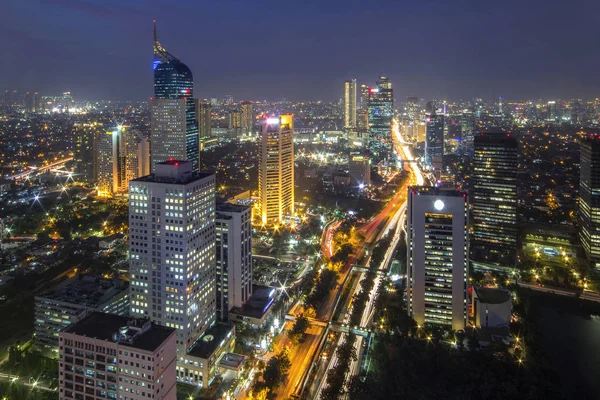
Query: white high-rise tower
344 79 357 128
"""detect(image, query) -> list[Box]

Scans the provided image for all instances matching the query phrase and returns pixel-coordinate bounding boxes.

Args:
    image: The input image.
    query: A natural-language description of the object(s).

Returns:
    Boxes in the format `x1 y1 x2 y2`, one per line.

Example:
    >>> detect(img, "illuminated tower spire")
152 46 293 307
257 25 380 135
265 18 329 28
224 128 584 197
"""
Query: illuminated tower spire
153 20 177 62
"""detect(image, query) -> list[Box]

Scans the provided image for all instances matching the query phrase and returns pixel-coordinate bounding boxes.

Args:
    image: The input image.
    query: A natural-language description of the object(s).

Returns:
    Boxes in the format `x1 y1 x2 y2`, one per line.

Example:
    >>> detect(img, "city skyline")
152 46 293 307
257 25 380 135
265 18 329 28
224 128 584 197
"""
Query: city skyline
3 0 600 101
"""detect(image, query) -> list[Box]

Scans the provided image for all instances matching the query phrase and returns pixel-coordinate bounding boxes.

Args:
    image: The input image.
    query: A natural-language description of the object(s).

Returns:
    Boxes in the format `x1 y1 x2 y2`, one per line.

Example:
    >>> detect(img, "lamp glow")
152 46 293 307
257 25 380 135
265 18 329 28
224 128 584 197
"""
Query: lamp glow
266 118 279 125
434 199 444 210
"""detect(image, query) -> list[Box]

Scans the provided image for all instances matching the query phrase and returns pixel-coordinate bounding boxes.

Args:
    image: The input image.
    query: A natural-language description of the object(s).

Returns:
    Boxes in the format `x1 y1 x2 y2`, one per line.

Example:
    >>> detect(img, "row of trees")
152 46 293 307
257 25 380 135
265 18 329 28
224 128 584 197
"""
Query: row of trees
321 334 357 400
251 348 291 399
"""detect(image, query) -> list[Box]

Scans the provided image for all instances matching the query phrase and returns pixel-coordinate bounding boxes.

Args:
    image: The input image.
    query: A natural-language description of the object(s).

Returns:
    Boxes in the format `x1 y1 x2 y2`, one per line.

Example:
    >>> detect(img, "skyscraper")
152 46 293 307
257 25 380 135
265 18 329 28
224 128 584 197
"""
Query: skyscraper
25 92 40 113
344 79 357 129
195 99 212 139
215 203 253 321
407 187 469 331
579 134 600 269
241 101 254 135
151 22 199 171
368 77 394 158
425 108 444 170
258 114 294 225
129 160 216 352
471 132 518 267
349 154 371 187
360 84 371 110
74 121 103 183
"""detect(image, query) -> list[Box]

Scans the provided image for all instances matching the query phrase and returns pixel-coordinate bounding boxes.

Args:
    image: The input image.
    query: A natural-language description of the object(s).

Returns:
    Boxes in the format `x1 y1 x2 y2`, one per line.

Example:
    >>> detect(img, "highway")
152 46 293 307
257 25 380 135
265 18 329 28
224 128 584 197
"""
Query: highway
8 157 73 180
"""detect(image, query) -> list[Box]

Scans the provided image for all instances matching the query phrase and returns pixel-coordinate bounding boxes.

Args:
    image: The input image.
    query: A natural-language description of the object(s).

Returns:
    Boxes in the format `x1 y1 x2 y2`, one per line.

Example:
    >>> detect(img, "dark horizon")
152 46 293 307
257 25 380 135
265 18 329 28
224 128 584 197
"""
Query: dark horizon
3 0 600 102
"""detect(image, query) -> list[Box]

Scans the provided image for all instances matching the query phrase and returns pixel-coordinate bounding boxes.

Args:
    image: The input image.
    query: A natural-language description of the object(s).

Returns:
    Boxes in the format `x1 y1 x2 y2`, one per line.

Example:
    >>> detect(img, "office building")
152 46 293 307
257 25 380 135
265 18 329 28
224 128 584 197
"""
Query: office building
407 187 469 331
97 125 150 197
406 96 419 124
580 134 600 269
35 277 129 354
258 114 294 225
195 99 212 139
25 91 41 113
471 132 518 267
215 203 252 321
74 121 103 183
58 312 177 400
368 77 394 158
241 101 254 135
425 108 444 169
359 84 370 110
152 23 199 171
348 154 371 187
129 160 216 353
344 79 357 129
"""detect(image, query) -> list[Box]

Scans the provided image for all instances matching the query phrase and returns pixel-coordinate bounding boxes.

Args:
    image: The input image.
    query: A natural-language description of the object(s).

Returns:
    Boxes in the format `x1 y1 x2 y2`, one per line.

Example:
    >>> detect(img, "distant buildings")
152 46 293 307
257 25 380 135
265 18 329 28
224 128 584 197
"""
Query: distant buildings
344 79 357 129
407 187 469 331
215 203 253 321
579 134 600 269
367 76 394 158
195 99 212 139
128 160 216 353
241 101 254 135
348 154 371 187
58 312 177 400
471 132 518 268
35 277 129 354
24 91 41 113
151 23 199 171
258 114 295 225
74 121 103 183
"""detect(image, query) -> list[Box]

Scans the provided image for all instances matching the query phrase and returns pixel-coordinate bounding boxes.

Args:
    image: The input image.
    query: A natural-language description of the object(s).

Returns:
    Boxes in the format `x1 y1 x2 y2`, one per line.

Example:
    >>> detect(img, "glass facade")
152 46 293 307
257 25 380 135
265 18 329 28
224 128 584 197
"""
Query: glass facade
425 111 444 169
368 77 393 159
579 135 600 269
471 132 518 267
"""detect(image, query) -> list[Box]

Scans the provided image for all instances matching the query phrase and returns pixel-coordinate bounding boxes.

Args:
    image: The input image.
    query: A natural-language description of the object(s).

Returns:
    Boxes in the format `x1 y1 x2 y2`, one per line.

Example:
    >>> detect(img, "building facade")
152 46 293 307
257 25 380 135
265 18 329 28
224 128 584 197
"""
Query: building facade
368 77 394 159
241 101 254 135
579 134 600 269
74 122 103 183
425 109 444 170
152 23 199 171
195 99 212 139
407 187 469 331
128 160 216 353
348 154 371 187
344 79 357 129
58 312 177 400
471 132 518 268
258 115 294 225
215 203 252 321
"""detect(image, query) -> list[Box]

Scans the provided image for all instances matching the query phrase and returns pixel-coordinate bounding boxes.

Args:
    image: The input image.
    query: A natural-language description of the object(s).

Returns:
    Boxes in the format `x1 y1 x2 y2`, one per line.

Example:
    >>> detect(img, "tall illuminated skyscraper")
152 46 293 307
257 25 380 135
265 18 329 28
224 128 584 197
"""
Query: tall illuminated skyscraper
368 76 394 158
74 121 103 183
128 160 216 352
241 101 254 135
151 22 199 171
471 132 518 267
360 84 371 110
579 135 600 269
195 99 212 139
258 115 294 225
407 187 469 331
344 79 357 129
425 108 444 170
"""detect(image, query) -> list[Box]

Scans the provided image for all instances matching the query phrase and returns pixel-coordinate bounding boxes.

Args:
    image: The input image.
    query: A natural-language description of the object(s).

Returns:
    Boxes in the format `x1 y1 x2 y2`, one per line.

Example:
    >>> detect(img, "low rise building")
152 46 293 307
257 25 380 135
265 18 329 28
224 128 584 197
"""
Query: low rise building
35 277 129 354
58 312 177 400
472 286 512 329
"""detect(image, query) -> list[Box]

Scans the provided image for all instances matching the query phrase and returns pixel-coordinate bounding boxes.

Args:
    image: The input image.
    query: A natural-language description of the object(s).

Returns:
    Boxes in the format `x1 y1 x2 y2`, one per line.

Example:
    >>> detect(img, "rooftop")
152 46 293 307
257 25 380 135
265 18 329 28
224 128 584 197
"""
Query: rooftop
187 323 234 360
409 186 466 198
36 276 128 308
474 286 512 304
216 202 250 215
229 285 275 320
63 312 175 352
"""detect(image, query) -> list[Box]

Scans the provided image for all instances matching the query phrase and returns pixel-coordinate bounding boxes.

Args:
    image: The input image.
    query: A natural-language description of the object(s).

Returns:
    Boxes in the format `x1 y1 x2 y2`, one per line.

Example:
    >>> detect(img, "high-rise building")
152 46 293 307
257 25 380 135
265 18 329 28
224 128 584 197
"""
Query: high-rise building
579 134 600 269
74 121 103 183
406 96 419 123
195 99 212 139
425 108 444 170
58 312 177 400
152 22 199 171
128 160 216 352
258 115 294 225
360 84 371 110
25 92 40 113
241 101 254 135
471 132 518 267
2 90 18 107
344 79 357 129
215 203 252 321
348 154 371 188
461 108 476 150
407 187 469 331
228 110 242 129
368 77 394 158
96 125 150 197
546 101 557 122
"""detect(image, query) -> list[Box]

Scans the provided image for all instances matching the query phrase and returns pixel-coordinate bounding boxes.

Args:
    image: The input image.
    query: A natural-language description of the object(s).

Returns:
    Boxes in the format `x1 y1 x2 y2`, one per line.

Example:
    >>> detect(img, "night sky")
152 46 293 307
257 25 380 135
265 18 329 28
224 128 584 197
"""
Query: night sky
3 0 600 102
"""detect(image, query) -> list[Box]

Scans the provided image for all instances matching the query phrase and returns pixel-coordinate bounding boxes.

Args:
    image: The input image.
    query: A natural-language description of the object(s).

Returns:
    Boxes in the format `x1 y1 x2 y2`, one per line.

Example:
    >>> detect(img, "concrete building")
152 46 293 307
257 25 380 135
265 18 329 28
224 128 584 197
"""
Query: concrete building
74 122 103 184
258 115 294 225
128 160 216 353
58 312 177 400
472 286 512 329
407 187 469 331
580 134 600 269
215 203 252 321
241 101 254 135
35 277 129 355
150 98 188 172
348 154 371 187
195 99 212 139
344 79 357 129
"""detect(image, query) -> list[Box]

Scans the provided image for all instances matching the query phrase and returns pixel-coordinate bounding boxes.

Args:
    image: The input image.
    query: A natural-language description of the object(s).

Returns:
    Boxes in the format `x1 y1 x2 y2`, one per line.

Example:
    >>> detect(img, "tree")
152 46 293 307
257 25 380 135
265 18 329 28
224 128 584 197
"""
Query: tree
290 314 309 343
259 348 291 392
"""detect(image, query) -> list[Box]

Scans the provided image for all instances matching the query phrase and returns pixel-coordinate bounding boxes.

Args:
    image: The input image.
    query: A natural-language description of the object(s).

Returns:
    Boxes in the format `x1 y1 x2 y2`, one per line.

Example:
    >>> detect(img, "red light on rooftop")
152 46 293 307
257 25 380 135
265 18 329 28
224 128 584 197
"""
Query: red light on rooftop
175 162 179 166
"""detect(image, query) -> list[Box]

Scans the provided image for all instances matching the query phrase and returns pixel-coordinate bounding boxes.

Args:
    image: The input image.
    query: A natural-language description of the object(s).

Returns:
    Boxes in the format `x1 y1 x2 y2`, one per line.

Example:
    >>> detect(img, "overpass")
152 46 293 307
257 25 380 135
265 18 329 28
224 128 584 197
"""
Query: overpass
9 157 73 180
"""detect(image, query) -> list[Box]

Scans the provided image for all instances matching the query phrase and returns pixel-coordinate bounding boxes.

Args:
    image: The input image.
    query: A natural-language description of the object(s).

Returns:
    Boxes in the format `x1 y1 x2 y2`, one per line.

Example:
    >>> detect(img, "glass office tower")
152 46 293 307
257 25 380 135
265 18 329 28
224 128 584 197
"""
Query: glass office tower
579 135 600 269
471 132 518 267
368 76 394 159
